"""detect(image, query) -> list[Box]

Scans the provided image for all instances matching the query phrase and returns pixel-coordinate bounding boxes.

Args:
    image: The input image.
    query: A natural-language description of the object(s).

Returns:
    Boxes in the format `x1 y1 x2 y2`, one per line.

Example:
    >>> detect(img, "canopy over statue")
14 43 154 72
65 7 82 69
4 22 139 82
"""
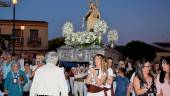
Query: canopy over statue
85 0 101 32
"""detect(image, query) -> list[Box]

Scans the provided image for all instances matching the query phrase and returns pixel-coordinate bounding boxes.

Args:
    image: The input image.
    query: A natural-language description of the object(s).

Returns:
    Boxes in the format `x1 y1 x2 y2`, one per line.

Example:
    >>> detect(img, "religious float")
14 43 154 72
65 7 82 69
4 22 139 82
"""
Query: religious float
57 0 119 64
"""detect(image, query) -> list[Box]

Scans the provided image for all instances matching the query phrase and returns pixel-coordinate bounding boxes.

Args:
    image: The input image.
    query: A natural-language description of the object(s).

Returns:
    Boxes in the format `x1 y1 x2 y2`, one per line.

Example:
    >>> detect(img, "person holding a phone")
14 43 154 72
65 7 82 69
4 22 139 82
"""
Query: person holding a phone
30 54 44 79
85 54 107 96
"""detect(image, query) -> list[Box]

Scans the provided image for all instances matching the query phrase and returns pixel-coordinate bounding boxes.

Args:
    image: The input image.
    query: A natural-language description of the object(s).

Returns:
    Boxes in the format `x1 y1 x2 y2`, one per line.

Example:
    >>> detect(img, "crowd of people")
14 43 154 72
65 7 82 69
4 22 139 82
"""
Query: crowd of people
0 51 46 96
67 55 170 96
0 50 170 96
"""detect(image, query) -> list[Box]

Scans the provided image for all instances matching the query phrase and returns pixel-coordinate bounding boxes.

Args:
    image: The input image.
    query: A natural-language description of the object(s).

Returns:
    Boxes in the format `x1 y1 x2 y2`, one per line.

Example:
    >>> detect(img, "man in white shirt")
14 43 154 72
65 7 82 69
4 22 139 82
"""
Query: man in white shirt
74 66 87 96
30 51 69 96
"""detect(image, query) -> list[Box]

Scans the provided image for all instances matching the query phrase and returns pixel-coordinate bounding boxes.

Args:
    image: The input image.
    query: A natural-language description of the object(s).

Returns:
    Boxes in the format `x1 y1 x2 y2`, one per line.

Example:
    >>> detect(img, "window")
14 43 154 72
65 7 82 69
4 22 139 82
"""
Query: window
30 29 38 39
28 29 41 47
14 29 21 37
14 29 22 43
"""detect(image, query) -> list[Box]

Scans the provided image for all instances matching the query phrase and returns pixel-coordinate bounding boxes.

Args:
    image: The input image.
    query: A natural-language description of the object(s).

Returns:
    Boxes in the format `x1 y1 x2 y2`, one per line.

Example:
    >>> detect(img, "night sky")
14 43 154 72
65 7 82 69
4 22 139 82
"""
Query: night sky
1 0 170 45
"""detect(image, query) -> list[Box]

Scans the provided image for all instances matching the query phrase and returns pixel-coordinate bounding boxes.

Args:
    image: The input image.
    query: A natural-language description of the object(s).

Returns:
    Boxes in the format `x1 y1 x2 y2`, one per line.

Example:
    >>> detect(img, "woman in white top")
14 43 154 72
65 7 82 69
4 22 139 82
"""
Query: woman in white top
23 61 32 96
105 57 114 96
85 54 107 96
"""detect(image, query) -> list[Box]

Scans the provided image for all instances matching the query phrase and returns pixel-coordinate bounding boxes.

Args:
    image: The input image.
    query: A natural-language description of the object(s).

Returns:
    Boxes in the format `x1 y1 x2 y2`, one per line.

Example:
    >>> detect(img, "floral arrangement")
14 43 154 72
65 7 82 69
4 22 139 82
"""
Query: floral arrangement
93 19 108 34
107 29 118 42
64 32 98 48
62 19 118 48
107 29 118 47
62 22 73 37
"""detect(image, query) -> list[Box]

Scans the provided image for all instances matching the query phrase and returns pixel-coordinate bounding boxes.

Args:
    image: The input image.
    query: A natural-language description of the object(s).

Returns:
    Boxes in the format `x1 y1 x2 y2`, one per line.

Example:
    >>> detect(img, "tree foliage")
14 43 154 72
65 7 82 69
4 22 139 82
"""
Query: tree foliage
48 37 65 51
124 40 156 62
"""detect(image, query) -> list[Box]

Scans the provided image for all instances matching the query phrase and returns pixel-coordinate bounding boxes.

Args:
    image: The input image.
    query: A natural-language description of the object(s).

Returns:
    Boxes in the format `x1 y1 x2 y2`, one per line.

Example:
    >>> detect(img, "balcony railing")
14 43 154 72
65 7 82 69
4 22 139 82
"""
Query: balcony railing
27 37 41 47
14 37 23 46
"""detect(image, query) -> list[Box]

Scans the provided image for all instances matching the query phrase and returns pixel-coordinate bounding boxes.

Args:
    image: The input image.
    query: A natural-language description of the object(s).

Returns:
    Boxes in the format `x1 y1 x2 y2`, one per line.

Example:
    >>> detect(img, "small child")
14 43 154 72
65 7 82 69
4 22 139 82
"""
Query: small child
115 68 130 96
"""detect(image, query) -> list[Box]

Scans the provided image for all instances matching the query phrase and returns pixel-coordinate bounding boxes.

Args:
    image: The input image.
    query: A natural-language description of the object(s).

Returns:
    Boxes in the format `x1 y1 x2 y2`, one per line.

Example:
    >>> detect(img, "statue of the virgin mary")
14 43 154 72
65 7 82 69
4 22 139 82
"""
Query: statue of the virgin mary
85 0 101 32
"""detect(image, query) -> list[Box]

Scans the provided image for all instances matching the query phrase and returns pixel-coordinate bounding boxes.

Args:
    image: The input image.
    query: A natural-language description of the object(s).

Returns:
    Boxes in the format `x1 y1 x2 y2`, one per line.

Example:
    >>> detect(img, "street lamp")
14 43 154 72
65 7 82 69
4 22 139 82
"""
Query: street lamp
21 26 25 30
12 0 17 53
20 25 25 51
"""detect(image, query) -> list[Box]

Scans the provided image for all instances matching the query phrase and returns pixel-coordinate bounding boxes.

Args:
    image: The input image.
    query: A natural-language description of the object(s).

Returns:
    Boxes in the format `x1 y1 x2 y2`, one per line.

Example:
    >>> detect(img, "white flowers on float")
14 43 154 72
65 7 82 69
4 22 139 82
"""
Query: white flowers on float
62 19 118 48
107 29 118 42
62 22 74 37
93 19 108 34
107 29 118 47
64 30 98 47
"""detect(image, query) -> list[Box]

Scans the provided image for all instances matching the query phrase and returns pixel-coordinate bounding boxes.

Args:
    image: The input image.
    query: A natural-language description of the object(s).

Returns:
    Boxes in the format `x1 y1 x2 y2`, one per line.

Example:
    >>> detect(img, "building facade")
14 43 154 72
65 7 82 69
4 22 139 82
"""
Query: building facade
152 42 170 62
0 20 48 53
